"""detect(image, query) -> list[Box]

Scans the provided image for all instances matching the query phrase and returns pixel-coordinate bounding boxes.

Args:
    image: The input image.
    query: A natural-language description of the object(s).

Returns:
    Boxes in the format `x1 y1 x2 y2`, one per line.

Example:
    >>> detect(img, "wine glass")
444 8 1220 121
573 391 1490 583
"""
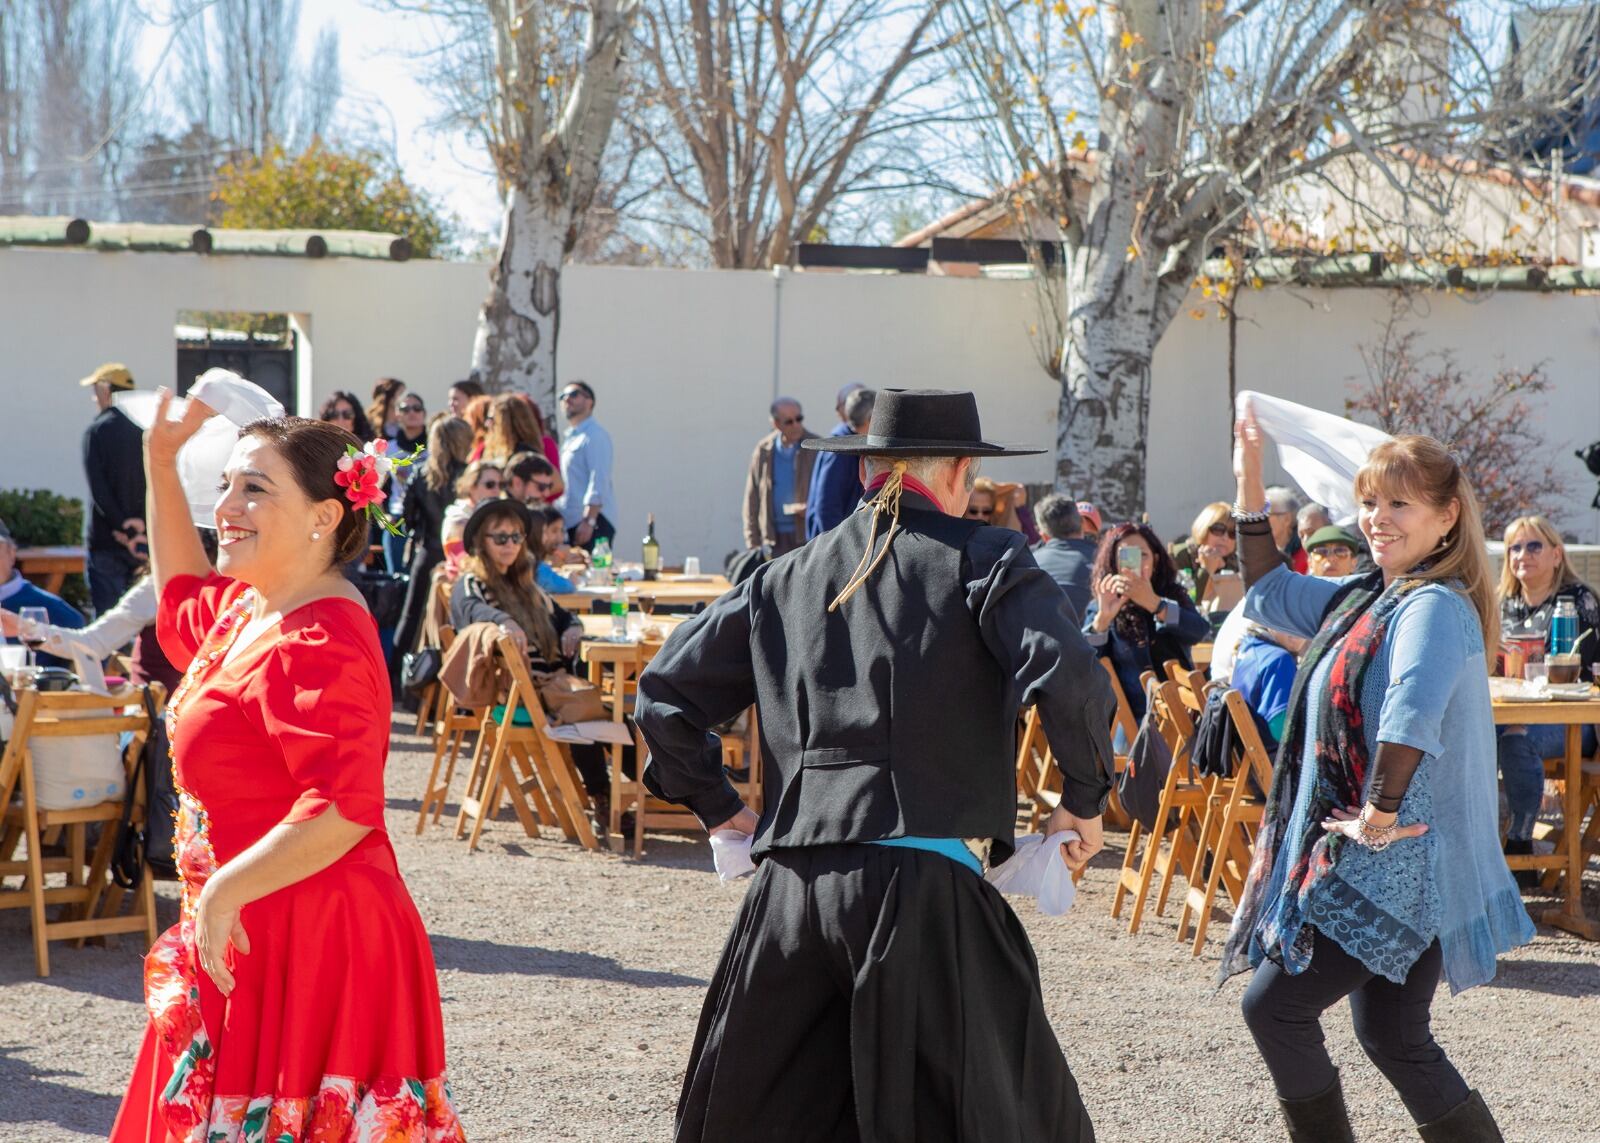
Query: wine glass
17 606 50 670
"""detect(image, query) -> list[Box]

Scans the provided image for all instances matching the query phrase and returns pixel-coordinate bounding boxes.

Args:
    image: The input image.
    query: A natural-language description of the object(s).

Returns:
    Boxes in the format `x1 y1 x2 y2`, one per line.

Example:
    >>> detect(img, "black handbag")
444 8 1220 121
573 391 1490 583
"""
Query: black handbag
112 687 178 889
401 647 442 695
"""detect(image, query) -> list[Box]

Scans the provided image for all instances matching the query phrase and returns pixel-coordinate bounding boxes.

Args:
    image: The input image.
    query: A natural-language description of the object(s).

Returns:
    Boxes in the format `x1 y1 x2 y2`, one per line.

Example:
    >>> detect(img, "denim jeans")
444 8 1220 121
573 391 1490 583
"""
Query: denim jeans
382 529 408 576
1498 723 1599 839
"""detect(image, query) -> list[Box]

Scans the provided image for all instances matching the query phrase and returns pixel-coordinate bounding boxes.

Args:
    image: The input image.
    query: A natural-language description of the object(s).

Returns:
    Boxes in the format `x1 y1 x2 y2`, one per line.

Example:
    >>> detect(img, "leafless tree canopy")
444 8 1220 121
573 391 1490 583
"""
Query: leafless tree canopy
628 0 969 267
942 0 1600 514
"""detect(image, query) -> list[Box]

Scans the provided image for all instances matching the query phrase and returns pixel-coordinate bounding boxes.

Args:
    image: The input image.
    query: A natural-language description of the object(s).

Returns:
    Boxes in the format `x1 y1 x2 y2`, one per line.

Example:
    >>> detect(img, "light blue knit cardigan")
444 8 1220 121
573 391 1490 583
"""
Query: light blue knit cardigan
1244 566 1535 994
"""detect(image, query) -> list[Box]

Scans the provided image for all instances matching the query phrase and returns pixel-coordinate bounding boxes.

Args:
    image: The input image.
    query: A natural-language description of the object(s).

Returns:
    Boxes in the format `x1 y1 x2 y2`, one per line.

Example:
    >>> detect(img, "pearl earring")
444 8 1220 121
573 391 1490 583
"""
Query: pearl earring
312 531 321 541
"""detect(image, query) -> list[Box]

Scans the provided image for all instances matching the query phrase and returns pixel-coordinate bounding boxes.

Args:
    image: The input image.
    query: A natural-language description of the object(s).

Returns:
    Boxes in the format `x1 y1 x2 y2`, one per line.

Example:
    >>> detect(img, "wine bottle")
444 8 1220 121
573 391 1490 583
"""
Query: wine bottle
642 513 660 581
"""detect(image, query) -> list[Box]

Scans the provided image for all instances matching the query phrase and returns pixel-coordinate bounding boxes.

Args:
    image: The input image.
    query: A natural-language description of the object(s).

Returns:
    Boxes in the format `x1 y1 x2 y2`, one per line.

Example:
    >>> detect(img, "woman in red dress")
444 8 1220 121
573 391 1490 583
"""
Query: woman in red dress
112 394 466 1142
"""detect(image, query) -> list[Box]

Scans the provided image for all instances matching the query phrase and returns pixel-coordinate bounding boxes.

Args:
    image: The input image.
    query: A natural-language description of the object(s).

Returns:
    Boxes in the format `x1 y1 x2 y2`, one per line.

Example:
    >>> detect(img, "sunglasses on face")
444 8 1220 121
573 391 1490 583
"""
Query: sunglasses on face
1311 545 1353 559
329 409 355 421
531 479 554 493
399 403 424 413
777 415 803 427
560 391 586 402
1508 541 1545 555
485 531 525 546
966 507 994 518
1206 523 1231 537
480 479 502 491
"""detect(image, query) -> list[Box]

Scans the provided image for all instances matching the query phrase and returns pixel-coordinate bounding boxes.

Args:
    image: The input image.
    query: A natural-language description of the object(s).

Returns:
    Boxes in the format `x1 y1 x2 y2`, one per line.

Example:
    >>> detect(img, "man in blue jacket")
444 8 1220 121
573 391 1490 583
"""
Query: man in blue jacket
0 519 86 669
804 385 875 539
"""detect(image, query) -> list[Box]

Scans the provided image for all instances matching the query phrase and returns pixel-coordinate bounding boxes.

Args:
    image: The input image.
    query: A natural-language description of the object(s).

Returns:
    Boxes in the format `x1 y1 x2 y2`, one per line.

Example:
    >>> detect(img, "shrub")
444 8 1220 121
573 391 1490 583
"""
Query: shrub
0 489 89 611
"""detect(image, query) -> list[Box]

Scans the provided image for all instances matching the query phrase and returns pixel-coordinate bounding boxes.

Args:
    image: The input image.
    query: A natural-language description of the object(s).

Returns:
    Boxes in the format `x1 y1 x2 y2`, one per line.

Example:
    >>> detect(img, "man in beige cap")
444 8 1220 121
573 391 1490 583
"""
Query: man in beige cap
79 362 147 615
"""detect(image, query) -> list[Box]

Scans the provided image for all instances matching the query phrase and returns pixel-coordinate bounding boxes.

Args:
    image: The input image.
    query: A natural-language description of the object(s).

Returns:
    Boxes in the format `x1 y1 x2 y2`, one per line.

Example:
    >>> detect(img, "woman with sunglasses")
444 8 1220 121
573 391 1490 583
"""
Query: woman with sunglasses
1171 501 1243 606
440 461 504 575
379 391 429 575
1496 515 1600 873
317 390 374 441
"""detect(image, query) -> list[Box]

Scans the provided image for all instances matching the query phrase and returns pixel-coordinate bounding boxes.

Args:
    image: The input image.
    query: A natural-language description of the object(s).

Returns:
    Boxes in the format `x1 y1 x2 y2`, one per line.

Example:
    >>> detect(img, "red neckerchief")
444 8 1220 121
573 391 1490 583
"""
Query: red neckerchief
865 470 943 509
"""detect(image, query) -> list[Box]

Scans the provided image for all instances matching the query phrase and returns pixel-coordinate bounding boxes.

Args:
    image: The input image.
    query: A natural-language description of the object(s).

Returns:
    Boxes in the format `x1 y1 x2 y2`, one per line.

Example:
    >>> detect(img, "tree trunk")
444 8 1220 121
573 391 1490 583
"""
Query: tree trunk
471 186 572 411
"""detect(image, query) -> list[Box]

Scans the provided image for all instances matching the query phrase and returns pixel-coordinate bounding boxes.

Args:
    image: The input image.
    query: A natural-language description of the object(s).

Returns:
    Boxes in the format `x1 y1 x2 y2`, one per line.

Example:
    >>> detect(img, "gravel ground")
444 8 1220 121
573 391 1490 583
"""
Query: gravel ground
2 719 1597 1143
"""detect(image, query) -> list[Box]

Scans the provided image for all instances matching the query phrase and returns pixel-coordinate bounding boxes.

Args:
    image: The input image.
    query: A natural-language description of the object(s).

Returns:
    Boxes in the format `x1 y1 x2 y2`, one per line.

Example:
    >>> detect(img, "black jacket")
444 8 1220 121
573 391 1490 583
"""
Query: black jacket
637 489 1115 863
81 407 147 564
402 464 462 563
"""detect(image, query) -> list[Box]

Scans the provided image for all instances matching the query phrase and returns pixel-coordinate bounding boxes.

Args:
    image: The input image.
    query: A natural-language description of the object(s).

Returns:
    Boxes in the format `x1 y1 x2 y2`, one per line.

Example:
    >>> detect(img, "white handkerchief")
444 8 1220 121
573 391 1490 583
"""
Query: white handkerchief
1236 390 1391 523
709 829 757 882
985 830 1081 915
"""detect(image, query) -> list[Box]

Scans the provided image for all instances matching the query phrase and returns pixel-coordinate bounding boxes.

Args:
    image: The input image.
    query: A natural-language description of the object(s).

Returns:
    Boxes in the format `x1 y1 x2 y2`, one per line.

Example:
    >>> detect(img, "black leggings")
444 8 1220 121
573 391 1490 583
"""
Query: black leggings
1241 929 1469 1123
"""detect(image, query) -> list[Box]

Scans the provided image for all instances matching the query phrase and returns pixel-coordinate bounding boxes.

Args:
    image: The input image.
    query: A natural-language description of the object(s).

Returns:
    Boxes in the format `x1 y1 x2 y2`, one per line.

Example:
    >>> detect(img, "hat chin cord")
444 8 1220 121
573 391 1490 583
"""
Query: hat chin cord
828 460 907 612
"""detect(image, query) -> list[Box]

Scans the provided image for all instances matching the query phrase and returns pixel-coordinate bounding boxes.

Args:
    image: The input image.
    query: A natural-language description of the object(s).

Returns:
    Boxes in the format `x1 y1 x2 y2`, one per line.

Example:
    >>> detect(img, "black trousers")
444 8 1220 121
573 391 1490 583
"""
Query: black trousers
675 844 1094 1143
567 512 616 552
1241 929 1469 1123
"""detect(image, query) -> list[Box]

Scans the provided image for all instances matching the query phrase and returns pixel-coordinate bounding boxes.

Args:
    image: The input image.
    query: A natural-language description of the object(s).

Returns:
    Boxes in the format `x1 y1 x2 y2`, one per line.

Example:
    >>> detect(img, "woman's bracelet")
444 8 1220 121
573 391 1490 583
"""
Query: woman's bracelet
1356 806 1398 851
1231 502 1270 523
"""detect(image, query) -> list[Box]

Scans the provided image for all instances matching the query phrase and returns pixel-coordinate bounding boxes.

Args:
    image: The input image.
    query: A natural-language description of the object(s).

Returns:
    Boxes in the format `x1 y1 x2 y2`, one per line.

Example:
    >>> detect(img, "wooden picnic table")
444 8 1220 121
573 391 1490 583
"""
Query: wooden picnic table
553 573 732 614
1491 688 1600 941
15 546 85 595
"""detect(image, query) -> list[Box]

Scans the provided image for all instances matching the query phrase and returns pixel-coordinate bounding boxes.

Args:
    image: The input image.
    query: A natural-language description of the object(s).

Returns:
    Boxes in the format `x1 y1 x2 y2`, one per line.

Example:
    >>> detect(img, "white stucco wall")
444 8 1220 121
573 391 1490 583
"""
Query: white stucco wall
4 245 1599 570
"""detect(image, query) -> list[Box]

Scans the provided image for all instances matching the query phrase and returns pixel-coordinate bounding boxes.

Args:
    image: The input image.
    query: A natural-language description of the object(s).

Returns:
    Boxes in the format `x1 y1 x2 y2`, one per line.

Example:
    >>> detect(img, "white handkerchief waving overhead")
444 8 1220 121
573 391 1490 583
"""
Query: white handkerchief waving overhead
984 830 1081 915
116 369 287 528
1236 391 1391 523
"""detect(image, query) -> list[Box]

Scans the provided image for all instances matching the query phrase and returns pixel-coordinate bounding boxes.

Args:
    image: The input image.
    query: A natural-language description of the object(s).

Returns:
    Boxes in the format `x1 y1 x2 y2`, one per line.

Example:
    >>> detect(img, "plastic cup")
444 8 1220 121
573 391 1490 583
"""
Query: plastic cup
684 557 701 576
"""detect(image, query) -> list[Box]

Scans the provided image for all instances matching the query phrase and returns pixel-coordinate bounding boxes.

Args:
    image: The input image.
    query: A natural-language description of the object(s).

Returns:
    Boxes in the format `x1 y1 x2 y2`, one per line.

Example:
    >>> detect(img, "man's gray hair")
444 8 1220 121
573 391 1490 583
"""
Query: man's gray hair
1296 502 1330 529
770 396 801 419
835 381 865 409
864 454 979 492
1264 485 1300 513
843 388 875 430
1034 494 1083 540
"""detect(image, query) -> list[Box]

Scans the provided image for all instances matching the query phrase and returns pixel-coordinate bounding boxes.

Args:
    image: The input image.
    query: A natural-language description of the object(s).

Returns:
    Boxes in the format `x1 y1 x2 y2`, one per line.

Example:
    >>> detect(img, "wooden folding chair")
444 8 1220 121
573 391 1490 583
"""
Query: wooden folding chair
0 688 160 977
457 636 598 853
1109 677 1210 934
1176 689 1276 954
416 627 495 833
412 573 456 736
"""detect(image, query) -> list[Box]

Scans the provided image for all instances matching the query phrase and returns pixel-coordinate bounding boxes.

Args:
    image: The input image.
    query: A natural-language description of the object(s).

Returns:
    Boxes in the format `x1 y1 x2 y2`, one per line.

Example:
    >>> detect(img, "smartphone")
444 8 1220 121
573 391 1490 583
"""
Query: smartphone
1117 546 1143 574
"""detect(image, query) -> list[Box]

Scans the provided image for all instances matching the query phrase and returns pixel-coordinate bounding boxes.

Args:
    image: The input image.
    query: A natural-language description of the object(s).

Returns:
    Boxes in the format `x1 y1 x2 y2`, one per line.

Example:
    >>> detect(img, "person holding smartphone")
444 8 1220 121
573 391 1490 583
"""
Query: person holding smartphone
1082 521 1211 721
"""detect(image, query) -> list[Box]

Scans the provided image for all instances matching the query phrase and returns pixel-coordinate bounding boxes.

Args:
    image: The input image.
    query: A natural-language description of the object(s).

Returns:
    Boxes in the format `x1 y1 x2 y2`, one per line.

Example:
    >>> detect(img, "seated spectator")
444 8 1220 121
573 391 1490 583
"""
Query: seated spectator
0 518 86 669
1304 525 1361 579
1496 514 1600 876
1230 625 1304 751
319 390 374 441
441 460 505 574
1296 503 1331 553
529 506 578 593
1076 501 1103 540
505 451 562 506
449 500 610 811
965 478 1036 540
486 392 561 471
1169 501 1241 607
1265 485 1305 572
1031 494 1096 622
1082 522 1210 721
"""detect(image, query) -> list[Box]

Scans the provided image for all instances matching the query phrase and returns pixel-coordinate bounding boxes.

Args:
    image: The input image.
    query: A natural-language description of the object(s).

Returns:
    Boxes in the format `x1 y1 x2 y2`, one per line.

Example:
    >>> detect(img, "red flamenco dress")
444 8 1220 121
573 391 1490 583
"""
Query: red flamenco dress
111 573 466 1142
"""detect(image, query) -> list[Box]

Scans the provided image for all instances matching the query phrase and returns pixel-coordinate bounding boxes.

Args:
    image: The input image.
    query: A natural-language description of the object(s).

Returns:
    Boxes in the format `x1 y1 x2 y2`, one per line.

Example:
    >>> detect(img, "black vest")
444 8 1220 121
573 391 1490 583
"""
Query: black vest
746 494 1023 857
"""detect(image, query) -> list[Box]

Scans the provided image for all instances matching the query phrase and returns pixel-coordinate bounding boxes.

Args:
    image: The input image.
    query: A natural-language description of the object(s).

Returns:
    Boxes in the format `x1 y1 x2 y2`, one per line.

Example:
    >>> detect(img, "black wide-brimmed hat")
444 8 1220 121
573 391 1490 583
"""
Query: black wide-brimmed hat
463 498 535 555
802 389 1043 458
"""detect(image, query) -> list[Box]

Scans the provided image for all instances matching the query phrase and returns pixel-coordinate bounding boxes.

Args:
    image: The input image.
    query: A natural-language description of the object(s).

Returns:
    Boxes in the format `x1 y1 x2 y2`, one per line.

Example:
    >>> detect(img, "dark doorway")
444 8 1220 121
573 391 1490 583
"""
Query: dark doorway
175 313 298 413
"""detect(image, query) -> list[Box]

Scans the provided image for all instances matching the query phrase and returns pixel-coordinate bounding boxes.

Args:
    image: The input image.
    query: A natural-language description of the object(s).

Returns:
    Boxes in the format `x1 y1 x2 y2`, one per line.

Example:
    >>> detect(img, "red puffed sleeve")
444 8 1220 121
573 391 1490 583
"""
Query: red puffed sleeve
157 573 243 670
251 608 389 830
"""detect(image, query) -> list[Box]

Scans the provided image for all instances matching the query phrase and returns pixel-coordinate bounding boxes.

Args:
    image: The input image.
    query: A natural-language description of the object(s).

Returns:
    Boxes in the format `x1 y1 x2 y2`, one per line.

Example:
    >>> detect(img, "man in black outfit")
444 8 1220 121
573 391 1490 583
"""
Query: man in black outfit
78 363 148 616
637 389 1115 1143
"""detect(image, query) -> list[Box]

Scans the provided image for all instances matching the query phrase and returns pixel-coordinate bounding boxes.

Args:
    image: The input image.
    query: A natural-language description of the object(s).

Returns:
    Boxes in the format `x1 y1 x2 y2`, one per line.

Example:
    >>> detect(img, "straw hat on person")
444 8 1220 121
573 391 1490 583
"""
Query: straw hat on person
79 363 134 390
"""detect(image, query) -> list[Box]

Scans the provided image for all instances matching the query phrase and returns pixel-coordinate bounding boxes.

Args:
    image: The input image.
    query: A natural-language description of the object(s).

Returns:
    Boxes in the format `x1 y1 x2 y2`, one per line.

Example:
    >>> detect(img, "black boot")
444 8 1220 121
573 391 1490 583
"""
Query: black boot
1278 1075 1356 1143
1503 837 1537 889
1417 1090 1504 1142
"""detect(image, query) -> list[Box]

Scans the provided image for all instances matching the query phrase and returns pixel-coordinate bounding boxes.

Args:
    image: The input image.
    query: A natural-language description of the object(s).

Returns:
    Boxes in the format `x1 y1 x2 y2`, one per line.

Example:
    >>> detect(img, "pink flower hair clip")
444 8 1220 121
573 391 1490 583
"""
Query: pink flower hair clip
335 439 425 536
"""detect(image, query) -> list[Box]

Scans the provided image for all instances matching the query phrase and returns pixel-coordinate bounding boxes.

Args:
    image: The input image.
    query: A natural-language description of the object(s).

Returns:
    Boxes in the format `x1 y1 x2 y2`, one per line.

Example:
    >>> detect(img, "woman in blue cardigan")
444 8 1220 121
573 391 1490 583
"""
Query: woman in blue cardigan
1220 414 1532 1143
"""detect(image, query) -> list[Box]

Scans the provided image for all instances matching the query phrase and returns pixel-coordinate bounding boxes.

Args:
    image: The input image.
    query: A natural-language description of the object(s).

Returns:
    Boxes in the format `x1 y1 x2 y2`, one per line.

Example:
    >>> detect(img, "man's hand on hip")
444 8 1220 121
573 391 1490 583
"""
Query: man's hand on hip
1046 806 1103 871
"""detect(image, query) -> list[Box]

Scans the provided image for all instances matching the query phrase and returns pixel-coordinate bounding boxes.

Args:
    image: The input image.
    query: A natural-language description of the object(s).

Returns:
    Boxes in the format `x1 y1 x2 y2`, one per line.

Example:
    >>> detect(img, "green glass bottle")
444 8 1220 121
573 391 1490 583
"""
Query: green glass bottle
642 513 660 581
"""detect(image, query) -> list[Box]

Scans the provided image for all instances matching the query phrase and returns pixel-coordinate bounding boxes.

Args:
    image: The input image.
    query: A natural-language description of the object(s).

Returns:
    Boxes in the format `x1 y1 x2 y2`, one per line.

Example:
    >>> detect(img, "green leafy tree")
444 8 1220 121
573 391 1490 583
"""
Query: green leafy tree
213 141 454 257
